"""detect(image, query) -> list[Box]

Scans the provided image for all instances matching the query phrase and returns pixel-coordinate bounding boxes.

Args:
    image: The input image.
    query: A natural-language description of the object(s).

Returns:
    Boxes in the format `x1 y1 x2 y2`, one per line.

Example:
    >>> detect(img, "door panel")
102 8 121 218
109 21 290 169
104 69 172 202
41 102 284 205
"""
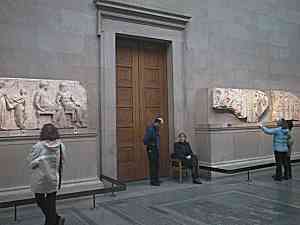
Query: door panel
116 39 139 181
139 42 169 177
117 38 169 181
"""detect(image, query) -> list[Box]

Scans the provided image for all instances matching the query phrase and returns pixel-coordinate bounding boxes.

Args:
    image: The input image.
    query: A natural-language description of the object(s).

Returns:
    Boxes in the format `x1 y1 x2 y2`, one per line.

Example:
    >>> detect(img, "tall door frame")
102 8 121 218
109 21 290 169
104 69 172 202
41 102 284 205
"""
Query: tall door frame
116 37 169 181
95 1 191 179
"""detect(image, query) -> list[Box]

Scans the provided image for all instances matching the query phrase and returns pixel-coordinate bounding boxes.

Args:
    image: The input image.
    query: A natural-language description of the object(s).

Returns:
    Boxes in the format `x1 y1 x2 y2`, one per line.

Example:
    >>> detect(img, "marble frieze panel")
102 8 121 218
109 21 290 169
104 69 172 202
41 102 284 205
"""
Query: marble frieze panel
0 78 88 131
271 90 300 121
212 88 300 123
212 88 269 123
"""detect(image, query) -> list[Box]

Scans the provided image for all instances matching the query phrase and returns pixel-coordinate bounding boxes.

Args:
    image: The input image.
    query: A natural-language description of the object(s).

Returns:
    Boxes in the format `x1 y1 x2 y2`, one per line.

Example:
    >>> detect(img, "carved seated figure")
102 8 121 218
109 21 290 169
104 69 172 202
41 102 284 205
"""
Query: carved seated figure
34 81 57 127
55 82 85 128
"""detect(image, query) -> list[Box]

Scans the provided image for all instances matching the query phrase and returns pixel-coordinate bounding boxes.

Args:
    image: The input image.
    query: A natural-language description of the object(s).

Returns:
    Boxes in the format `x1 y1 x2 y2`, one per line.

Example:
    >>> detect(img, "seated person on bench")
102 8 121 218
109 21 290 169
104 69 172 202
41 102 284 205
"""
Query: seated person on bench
173 132 202 184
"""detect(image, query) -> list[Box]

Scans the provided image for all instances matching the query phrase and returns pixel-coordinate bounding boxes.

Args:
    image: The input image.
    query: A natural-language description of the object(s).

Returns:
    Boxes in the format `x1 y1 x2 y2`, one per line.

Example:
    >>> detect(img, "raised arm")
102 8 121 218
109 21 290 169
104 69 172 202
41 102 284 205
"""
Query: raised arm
261 126 279 135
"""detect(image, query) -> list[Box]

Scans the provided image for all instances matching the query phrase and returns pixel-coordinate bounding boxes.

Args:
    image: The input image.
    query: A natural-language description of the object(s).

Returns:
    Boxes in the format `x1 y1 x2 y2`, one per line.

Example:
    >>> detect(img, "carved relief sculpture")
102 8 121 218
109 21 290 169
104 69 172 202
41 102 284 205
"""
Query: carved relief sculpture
271 90 300 121
212 88 269 122
34 81 57 112
0 78 88 131
55 82 85 128
0 81 8 130
212 88 300 123
33 80 58 128
6 89 27 129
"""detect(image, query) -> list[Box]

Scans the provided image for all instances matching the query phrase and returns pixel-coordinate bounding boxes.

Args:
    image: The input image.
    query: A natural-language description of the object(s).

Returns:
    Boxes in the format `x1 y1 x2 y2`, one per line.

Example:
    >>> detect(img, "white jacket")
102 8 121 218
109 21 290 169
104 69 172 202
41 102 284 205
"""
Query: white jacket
28 140 66 193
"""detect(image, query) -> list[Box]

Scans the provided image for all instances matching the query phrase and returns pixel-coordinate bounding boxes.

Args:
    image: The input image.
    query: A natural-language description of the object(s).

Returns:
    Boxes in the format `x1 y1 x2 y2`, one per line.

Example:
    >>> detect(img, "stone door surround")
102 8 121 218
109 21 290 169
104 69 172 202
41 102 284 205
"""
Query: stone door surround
94 0 191 178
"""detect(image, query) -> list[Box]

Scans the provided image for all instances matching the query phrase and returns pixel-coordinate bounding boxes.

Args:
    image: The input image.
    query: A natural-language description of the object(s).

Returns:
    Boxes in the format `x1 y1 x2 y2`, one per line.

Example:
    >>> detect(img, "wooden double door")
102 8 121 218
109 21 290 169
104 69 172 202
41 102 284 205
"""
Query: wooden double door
116 37 169 181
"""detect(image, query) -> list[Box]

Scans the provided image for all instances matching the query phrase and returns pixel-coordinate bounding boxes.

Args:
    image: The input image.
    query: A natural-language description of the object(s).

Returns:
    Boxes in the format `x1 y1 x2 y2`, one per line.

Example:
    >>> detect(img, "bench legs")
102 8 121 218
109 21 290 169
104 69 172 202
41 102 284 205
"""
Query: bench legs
92 194 96 209
111 183 116 197
14 204 17 221
247 171 252 183
179 163 183 184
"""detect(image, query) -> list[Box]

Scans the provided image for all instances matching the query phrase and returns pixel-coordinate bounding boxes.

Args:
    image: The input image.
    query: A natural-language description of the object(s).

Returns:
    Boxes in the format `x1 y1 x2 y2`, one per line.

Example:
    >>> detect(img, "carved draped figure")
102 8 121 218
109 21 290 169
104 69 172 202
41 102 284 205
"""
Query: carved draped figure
6 94 27 129
0 90 8 130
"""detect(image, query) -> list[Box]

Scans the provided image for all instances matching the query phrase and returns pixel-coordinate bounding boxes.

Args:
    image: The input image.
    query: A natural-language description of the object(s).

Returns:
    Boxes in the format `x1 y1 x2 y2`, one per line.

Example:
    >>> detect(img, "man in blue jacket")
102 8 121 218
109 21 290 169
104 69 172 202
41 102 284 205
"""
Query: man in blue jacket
143 117 163 186
260 119 289 181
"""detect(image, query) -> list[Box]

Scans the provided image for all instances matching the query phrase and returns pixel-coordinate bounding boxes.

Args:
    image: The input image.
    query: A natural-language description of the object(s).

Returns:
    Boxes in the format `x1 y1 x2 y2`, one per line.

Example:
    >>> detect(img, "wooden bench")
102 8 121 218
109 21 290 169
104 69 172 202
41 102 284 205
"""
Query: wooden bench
199 158 300 182
0 175 126 222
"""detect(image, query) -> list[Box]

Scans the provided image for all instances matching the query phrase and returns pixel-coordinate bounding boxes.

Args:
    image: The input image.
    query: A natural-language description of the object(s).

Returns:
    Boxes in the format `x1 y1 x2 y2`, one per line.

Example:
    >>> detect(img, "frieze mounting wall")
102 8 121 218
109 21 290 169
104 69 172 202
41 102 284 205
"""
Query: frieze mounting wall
0 78 88 131
212 88 300 123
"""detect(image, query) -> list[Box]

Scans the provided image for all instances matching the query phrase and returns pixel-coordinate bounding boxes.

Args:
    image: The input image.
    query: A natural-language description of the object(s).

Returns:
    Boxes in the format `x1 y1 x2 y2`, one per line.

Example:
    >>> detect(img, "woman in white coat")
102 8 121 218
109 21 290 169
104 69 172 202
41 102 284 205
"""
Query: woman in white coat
28 123 67 225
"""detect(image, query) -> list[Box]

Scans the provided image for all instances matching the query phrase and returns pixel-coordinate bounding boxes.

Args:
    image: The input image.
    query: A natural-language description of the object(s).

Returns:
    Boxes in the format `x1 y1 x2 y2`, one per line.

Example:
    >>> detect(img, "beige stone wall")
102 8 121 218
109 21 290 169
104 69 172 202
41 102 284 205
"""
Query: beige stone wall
0 0 100 193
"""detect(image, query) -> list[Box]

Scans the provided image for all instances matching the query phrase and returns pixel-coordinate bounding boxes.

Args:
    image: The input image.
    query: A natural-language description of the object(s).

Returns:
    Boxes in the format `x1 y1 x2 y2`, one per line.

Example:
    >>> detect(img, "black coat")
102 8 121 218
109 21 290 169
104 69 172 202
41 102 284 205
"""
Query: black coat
173 142 193 160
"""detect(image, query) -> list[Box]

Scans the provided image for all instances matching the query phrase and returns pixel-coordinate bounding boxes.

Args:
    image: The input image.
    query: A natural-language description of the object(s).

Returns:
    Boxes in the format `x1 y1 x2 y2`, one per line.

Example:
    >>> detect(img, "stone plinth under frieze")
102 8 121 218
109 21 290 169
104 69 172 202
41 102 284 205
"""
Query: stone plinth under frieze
0 78 88 131
212 88 300 123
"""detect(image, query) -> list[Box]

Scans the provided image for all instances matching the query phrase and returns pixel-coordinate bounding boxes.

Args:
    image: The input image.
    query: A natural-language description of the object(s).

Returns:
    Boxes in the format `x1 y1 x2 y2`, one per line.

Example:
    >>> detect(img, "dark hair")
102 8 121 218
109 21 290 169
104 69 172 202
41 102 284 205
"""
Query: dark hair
39 123 60 141
178 132 187 139
287 120 294 130
280 119 288 129
154 117 163 124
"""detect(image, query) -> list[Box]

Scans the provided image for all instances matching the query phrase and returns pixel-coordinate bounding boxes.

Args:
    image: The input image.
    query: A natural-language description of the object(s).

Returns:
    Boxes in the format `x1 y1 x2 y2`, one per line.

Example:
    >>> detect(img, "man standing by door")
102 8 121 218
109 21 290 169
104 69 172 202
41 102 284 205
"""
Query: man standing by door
143 117 164 186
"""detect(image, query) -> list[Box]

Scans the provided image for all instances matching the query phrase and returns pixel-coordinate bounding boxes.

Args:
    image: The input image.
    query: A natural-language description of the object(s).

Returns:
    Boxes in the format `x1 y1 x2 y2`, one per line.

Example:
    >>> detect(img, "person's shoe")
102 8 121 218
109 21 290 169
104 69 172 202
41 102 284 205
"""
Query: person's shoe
157 180 163 184
150 182 160 186
58 217 65 225
272 175 282 181
193 178 202 184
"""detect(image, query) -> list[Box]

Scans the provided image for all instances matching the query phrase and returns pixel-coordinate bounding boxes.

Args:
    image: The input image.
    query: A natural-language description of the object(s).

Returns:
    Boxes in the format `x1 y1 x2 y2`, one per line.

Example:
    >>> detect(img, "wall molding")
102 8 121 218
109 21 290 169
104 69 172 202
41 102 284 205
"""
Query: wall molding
199 153 300 168
0 131 97 142
195 124 261 132
94 0 191 33
195 123 300 132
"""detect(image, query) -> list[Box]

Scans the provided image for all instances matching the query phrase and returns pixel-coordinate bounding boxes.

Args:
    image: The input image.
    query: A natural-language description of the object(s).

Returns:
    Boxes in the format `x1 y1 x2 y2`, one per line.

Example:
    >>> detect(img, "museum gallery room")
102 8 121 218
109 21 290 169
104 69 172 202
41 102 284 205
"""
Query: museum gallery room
1 0 300 225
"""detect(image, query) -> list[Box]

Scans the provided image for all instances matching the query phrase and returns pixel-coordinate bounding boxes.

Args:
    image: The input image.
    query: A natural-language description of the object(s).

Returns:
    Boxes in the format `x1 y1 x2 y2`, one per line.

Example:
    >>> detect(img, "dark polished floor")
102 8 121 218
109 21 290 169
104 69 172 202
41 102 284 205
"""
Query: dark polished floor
1 165 300 225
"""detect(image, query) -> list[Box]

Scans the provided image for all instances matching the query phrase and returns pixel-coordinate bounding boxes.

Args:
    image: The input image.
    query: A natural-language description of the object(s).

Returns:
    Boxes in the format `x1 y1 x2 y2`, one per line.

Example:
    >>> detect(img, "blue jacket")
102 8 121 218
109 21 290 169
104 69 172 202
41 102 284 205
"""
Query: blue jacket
262 127 288 152
143 124 160 149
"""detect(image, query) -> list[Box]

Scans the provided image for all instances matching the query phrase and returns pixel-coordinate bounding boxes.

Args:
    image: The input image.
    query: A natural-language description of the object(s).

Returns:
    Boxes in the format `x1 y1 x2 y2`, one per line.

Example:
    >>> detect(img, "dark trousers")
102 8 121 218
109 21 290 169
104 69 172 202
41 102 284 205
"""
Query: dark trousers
274 151 289 179
35 192 59 225
183 155 200 179
147 146 159 183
